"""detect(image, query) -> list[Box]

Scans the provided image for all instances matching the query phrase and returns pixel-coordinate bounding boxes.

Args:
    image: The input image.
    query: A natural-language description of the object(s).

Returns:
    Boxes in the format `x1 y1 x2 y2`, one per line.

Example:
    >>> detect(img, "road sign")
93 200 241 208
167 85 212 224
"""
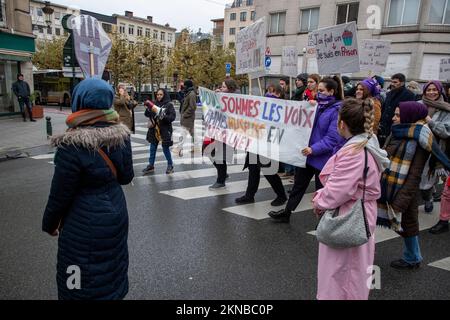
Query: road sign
226 62 232 77
265 56 272 68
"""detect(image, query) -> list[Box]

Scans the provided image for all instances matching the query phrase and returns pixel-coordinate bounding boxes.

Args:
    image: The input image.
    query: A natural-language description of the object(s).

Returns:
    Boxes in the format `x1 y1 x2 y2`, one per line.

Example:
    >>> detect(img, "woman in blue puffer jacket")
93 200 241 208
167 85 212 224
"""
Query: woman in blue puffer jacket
42 78 134 300
268 76 346 223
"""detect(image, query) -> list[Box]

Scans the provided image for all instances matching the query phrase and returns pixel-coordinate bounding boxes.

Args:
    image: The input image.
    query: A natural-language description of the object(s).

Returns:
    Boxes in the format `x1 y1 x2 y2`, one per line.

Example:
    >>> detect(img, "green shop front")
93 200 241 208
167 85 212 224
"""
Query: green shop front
0 32 35 116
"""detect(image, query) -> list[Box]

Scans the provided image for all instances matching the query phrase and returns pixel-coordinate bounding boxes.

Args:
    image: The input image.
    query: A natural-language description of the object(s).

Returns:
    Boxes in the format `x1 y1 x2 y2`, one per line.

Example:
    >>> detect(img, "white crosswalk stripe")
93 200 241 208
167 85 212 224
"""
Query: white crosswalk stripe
428 256 450 272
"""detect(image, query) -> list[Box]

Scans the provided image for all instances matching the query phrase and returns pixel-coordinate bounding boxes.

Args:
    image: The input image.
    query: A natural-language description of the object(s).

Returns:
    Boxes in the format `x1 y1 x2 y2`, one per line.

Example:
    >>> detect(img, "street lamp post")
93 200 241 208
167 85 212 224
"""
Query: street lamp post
42 2 54 28
138 58 144 103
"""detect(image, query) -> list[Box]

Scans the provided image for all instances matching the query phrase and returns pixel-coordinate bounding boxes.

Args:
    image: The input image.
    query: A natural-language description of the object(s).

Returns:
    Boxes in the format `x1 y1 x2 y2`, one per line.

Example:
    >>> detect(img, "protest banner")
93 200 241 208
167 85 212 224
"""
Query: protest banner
281 46 298 78
359 40 391 75
236 17 267 75
440 58 450 82
70 15 112 78
198 87 316 167
307 21 360 74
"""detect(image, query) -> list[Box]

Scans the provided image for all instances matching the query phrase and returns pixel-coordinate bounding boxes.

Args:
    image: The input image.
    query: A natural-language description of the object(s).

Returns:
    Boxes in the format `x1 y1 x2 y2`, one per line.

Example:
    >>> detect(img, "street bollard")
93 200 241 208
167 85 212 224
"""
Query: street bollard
46 116 52 139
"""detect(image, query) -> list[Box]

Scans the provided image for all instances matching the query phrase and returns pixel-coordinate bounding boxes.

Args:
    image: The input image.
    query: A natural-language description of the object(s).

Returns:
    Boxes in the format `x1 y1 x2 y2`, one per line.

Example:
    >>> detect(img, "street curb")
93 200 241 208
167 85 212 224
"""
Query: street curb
0 144 54 162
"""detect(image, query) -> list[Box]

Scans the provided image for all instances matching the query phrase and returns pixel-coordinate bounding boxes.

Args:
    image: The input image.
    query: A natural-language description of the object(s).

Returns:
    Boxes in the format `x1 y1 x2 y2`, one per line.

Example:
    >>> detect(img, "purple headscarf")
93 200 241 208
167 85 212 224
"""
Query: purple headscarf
398 101 428 124
360 78 381 98
423 80 445 99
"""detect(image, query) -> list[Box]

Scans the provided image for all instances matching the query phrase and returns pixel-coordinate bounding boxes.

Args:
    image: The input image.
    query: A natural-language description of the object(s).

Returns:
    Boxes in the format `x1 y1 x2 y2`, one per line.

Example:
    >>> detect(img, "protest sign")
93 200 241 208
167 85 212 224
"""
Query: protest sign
198 87 316 167
359 40 391 74
71 15 112 78
440 58 450 81
236 17 267 75
281 46 298 77
307 21 360 74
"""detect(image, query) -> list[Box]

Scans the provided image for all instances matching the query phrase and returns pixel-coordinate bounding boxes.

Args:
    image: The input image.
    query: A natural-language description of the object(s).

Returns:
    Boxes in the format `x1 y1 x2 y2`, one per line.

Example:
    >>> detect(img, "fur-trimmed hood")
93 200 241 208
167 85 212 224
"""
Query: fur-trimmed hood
51 123 131 150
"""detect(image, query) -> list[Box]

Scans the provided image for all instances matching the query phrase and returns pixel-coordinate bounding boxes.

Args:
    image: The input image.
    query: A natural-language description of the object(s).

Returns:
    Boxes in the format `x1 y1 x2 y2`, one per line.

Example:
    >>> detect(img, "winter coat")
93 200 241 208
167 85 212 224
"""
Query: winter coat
145 90 176 147
180 88 197 135
307 101 346 171
313 144 382 300
379 86 415 141
114 95 137 131
292 86 307 101
42 123 134 300
12 80 31 98
384 136 429 238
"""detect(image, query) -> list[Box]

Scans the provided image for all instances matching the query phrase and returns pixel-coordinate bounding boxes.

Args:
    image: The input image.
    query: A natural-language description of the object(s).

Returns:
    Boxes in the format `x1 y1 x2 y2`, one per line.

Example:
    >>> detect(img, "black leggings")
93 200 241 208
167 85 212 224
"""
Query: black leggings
285 165 323 213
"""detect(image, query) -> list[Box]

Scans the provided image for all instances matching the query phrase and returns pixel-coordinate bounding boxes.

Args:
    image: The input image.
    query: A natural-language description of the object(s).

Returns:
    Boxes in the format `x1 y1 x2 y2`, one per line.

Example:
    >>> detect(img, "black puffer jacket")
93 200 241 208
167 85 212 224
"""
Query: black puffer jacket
145 89 176 147
42 123 134 300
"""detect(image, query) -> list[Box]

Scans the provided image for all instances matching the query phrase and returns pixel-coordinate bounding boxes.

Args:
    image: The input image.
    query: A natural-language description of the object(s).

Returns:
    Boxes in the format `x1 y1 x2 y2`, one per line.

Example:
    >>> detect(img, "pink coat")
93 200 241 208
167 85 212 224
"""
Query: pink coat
313 145 381 300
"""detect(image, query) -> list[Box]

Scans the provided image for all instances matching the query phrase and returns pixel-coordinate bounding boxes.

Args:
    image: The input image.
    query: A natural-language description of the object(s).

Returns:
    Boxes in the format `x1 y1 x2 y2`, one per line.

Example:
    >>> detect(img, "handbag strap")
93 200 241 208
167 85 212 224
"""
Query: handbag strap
98 148 118 179
362 148 372 239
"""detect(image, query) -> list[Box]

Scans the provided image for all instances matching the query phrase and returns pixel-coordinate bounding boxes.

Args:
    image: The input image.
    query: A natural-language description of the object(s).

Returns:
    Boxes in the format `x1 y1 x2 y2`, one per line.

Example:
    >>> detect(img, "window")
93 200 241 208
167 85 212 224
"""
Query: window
168 33 173 42
246 0 254 6
119 24 126 34
251 11 256 21
47 26 52 34
240 11 247 21
145 28 151 37
300 8 320 32
336 3 359 24
137 27 143 36
0 0 6 27
229 42 235 49
161 32 165 41
129 25 134 35
38 26 44 33
54 11 61 20
270 12 286 34
37 8 43 16
230 13 236 21
235 0 243 7
388 0 420 26
153 30 158 39
102 23 112 33
429 0 450 24
229 27 236 35
55 28 60 36
240 27 245 30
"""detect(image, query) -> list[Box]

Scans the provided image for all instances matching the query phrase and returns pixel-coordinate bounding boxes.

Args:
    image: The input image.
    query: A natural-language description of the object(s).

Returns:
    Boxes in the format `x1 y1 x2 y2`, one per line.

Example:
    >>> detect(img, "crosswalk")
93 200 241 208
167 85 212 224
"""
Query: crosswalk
29 120 450 270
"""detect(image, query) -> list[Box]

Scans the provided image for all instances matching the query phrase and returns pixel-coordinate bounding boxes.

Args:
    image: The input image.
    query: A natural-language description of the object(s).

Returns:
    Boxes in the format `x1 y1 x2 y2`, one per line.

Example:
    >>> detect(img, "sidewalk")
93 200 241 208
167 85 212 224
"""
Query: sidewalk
0 107 70 161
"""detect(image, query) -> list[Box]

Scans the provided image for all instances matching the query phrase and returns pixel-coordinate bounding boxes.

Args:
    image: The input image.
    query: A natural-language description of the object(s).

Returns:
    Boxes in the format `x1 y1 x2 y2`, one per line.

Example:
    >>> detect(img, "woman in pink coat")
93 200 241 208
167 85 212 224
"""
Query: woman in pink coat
313 98 390 300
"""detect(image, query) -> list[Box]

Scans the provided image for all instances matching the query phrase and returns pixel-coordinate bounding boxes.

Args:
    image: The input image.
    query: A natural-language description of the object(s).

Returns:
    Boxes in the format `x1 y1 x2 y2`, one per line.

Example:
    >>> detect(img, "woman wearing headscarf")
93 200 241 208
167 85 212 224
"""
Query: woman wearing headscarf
42 78 134 300
378 102 450 270
143 88 176 175
355 78 382 134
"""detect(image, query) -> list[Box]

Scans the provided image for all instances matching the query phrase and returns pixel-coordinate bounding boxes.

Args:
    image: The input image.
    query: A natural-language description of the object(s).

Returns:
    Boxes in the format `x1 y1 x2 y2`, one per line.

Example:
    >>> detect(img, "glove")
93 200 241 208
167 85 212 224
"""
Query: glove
144 100 154 108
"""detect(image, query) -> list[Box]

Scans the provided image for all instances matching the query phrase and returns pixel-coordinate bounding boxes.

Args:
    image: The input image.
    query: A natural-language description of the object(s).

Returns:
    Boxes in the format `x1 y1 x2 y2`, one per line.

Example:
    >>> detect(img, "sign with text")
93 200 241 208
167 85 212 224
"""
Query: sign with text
440 58 450 81
199 87 317 167
236 17 267 75
359 39 391 74
281 46 298 77
307 21 360 74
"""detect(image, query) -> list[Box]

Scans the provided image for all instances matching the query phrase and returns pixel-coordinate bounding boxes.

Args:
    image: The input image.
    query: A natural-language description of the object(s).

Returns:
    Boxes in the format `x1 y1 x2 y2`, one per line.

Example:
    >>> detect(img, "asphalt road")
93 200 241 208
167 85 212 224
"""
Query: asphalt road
1 107 449 300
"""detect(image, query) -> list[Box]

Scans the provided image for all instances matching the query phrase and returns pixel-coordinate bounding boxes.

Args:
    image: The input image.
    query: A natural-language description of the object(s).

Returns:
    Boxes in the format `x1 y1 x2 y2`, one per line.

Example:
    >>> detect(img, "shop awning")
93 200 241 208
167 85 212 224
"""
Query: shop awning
0 32 35 54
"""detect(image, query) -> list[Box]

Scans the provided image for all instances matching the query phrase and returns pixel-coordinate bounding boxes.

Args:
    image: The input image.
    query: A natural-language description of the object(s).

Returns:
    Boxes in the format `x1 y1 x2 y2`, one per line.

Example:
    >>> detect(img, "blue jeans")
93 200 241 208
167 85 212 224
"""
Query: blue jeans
403 236 423 264
149 143 173 167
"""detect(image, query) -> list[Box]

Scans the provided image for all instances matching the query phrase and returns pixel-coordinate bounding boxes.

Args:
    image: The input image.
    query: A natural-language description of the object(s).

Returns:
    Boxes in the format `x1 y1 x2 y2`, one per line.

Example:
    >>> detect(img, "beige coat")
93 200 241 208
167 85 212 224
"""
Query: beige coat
114 95 136 131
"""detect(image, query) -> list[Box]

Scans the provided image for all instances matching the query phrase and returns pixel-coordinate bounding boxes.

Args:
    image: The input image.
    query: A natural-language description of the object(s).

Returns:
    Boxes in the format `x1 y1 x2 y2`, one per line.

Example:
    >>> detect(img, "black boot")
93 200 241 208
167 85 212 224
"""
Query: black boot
430 220 449 235
268 209 291 223
22 112 26 122
27 107 36 122
390 259 421 270
271 196 287 207
235 195 255 204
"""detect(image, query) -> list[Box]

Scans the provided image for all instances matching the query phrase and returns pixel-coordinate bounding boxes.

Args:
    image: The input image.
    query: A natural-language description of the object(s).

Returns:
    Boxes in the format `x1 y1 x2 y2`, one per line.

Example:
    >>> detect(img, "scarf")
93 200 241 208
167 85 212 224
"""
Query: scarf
422 96 450 114
66 109 119 129
377 123 450 231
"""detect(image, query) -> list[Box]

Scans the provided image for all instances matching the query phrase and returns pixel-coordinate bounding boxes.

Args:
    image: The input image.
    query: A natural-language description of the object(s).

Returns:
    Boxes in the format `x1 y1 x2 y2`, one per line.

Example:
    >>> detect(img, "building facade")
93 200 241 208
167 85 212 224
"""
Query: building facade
224 0 257 49
30 0 79 41
211 18 224 48
0 0 35 116
255 0 450 81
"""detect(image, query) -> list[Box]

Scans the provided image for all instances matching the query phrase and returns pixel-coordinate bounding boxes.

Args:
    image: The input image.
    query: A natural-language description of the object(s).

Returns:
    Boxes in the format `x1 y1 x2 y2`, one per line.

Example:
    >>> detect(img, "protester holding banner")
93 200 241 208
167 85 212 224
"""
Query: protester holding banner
180 79 197 154
268 76 346 223
377 102 450 270
355 78 382 134
235 86 288 206
292 73 308 101
313 98 389 300
207 78 239 190
304 74 321 102
417 81 450 216
378 73 415 147
142 89 177 175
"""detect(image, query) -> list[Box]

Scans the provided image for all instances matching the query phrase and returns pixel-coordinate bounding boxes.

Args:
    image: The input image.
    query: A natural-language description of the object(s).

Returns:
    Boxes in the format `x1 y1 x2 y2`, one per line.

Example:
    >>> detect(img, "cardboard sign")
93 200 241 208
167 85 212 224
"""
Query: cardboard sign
440 58 450 82
359 40 391 74
281 46 298 77
307 21 360 74
236 17 267 75
199 87 317 167
71 15 112 78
